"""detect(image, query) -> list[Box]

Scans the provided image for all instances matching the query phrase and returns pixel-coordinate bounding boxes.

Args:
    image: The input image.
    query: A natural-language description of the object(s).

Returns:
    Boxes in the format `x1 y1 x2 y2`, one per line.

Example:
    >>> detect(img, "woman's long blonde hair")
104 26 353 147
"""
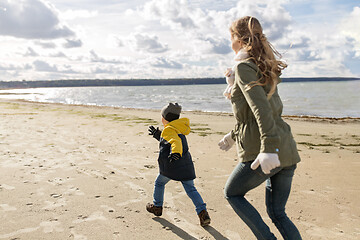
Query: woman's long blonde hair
230 16 287 98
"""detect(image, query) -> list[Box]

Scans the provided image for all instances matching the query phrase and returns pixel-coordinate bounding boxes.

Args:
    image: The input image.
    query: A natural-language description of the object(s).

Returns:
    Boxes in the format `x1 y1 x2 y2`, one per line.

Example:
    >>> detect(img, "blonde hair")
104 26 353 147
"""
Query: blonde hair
230 16 287 98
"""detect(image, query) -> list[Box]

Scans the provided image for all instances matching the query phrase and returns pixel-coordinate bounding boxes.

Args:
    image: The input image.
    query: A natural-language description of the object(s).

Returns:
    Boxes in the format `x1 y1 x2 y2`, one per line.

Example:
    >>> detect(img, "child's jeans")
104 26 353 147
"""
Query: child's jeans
153 174 207 215
224 161 302 240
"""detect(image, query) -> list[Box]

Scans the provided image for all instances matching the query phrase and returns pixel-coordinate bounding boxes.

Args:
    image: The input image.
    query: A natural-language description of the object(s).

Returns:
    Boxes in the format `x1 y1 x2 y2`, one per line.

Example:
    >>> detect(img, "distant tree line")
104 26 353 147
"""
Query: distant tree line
0 77 359 89
0 78 225 89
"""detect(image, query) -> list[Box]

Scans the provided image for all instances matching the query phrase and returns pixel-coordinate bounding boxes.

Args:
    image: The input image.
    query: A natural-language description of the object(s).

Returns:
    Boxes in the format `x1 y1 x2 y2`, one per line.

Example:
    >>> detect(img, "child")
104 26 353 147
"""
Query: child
146 102 211 227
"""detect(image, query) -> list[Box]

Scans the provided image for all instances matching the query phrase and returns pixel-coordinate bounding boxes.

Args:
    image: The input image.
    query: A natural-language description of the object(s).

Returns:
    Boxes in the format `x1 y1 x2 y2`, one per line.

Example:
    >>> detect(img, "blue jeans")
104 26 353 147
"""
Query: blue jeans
153 174 207 215
224 161 302 240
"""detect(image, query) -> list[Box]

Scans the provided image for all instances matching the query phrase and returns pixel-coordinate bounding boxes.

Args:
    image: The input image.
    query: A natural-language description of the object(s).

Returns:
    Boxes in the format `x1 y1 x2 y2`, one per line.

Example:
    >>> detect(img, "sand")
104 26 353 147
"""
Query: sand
0 99 359 240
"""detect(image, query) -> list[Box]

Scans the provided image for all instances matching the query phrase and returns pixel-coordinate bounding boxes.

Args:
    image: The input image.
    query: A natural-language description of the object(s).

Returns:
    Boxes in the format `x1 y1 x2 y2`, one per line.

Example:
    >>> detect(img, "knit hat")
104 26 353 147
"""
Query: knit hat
161 103 182 122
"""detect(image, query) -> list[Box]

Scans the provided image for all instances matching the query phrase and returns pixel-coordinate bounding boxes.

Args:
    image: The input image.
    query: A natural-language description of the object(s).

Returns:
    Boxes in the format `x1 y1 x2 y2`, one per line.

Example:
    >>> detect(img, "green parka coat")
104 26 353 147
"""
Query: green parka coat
230 60 301 167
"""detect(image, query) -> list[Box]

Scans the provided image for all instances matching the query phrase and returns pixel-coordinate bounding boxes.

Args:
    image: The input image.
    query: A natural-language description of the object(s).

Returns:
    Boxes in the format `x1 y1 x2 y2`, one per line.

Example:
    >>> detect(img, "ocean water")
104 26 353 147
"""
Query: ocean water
0 81 359 118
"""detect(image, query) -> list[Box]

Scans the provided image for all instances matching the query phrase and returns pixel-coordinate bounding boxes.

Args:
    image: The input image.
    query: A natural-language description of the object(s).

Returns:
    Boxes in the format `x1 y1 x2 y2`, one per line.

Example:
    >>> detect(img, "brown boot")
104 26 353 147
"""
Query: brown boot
146 203 163 216
198 210 211 227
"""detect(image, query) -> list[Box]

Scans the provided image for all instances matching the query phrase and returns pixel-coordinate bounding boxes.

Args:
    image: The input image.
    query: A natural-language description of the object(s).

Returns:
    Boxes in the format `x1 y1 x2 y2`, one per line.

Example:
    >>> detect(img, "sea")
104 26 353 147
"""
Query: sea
0 80 359 118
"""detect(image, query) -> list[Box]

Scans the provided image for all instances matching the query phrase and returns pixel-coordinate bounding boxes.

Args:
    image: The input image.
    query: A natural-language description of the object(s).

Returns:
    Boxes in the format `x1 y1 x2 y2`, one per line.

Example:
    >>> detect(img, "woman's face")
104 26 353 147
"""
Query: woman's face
231 34 242 54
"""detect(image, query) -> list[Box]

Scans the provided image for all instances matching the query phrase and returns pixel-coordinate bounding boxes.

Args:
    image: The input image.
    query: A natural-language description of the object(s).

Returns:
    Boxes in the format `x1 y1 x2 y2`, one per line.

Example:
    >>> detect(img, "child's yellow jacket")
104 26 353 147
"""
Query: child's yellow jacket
157 118 195 181
161 118 191 156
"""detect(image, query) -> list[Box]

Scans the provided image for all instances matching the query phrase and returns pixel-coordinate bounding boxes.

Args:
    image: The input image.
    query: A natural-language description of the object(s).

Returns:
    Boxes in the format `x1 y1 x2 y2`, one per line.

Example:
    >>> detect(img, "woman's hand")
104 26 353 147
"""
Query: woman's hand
218 132 235 151
224 68 233 77
250 153 280 174
224 68 235 85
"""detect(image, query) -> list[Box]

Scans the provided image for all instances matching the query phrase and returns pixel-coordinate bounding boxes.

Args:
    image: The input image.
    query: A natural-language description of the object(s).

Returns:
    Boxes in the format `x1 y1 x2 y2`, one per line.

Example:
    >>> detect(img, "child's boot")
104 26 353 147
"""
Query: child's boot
146 203 163 216
198 210 211 227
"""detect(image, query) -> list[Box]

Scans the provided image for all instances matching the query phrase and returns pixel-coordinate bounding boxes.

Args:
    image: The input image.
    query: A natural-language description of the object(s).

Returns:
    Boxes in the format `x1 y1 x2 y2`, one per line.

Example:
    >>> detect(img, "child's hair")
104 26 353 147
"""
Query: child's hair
230 16 287 98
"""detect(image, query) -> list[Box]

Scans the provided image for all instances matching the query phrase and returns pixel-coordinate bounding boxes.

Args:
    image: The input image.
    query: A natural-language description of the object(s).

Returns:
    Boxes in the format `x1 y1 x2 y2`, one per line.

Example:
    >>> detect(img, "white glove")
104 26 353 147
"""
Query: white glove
218 132 235 151
224 68 235 85
250 153 280 174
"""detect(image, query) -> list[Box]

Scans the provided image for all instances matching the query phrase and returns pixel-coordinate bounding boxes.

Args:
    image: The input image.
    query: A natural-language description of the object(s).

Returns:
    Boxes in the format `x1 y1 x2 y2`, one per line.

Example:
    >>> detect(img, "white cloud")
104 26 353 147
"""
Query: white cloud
33 60 58 72
35 41 57 49
224 0 292 41
49 51 67 58
0 0 75 39
137 0 292 56
276 4 360 77
89 50 130 64
61 9 98 20
63 39 83 48
198 35 232 54
142 0 196 30
151 57 183 69
340 6 360 57
126 32 169 53
90 65 128 76
24 47 39 57
0 63 32 71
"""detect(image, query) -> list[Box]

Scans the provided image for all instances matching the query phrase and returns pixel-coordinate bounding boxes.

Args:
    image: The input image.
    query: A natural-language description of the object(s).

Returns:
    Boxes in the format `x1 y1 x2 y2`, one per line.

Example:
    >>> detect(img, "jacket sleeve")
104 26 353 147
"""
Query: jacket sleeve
235 62 280 153
161 127 183 156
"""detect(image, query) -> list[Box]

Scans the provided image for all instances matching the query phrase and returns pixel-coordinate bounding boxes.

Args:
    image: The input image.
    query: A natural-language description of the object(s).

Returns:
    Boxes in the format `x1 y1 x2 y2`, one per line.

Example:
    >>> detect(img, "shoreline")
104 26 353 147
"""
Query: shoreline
3 98 360 123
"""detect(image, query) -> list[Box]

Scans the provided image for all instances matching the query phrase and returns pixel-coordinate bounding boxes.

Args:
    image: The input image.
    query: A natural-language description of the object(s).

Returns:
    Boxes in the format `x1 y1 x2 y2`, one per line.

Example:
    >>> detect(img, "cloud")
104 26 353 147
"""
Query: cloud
91 65 127 75
127 32 169 53
138 0 291 55
341 6 360 57
151 57 183 69
0 0 74 39
142 0 196 30
89 50 129 64
32 60 79 75
63 39 83 48
224 0 292 41
108 35 124 48
33 60 58 72
24 47 39 57
0 63 32 71
139 0 229 55
35 41 57 49
200 36 232 54
61 9 98 20
49 52 67 58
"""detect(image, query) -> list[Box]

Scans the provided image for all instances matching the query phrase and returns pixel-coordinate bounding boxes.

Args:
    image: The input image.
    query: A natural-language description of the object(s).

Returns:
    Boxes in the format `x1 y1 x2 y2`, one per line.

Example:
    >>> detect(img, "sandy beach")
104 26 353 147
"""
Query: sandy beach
0 99 359 240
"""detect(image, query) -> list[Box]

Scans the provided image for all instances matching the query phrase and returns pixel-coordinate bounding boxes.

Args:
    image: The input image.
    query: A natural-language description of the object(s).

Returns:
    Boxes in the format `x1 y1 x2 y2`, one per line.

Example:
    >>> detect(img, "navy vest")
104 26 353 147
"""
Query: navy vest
158 134 196 181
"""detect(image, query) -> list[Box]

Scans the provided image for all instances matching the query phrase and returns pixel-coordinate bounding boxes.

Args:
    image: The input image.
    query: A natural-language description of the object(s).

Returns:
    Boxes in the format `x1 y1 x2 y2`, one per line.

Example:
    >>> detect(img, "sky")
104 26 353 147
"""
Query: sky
0 0 359 81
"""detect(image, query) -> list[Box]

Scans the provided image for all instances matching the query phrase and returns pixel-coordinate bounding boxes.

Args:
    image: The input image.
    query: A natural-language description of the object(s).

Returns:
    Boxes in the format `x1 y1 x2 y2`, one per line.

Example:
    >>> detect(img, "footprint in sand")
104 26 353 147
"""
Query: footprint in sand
0 204 17 211
72 211 107 224
116 181 147 207
40 220 64 233
0 184 15 190
69 230 88 240
42 198 67 210
0 220 64 239
0 227 39 239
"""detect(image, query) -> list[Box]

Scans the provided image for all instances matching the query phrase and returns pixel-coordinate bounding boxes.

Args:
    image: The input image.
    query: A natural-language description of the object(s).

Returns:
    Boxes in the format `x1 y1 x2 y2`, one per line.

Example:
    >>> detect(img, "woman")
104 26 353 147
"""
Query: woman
218 16 302 239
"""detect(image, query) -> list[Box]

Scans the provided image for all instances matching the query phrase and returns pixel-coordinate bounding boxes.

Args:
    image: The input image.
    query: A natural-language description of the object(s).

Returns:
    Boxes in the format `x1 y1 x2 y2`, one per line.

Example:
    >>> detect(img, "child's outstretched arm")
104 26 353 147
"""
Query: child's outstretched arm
148 125 161 141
